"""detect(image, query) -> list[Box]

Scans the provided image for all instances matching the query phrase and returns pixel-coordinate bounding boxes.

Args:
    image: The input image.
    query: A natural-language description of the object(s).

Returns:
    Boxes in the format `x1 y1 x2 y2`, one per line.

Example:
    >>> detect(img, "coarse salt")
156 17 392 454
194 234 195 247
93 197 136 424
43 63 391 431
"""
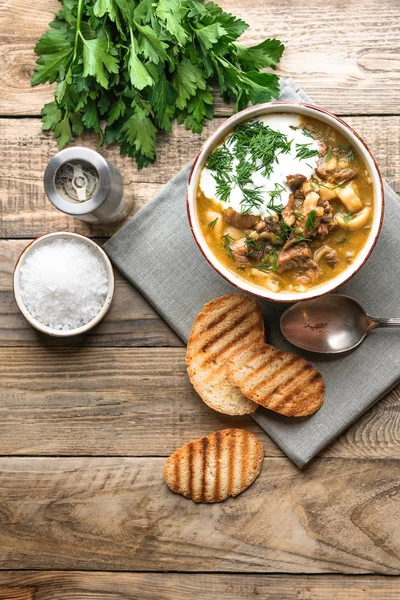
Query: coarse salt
19 238 109 330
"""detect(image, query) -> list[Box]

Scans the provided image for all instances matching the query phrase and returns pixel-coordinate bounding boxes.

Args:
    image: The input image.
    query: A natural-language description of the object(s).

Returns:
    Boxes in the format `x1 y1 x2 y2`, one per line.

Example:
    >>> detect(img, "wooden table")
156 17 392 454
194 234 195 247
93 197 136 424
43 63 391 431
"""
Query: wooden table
0 0 399 597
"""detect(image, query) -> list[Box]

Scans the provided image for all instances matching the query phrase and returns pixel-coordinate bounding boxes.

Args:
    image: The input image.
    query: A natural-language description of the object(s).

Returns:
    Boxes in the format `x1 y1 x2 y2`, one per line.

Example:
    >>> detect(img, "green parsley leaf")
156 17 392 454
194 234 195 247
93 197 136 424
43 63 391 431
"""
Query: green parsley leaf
31 29 73 85
196 23 227 51
53 115 72 148
128 34 154 90
81 37 119 88
173 57 207 110
32 0 284 168
41 102 62 130
135 22 169 64
121 105 157 159
235 38 284 71
156 0 188 46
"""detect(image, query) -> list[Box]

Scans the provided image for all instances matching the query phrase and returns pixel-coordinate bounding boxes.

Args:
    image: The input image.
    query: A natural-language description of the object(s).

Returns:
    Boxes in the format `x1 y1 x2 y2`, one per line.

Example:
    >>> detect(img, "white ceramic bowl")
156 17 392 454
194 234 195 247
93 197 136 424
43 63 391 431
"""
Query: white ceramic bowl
187 101 384 302
13 232 115 337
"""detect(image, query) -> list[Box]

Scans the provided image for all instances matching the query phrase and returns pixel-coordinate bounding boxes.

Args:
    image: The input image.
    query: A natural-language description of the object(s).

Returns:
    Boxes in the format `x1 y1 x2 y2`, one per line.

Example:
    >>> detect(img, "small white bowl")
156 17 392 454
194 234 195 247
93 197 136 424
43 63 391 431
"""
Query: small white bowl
13 232 115 337
187 101 384 303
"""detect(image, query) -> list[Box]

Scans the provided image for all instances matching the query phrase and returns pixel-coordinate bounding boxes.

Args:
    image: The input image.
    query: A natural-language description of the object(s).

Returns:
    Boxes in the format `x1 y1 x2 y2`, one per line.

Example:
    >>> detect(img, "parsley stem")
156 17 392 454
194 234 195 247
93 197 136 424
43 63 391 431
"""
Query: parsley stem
73 0 85 60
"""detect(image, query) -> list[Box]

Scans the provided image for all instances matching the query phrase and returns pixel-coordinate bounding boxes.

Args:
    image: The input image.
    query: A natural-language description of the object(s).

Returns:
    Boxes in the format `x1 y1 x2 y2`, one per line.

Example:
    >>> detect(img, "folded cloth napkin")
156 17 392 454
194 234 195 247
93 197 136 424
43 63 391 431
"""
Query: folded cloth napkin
104 78 400 468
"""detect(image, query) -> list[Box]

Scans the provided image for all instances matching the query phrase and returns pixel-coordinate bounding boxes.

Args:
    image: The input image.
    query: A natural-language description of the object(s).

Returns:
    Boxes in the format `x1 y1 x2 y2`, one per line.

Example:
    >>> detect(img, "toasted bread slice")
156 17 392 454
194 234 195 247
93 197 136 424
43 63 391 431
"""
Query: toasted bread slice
186 294 265 415
227 342 324 417
164 429 263 503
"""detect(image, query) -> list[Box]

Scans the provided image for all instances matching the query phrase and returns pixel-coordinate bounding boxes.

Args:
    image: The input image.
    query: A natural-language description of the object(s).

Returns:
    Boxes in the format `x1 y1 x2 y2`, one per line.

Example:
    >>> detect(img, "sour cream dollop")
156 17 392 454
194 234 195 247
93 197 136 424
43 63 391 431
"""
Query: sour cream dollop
200 114 320 218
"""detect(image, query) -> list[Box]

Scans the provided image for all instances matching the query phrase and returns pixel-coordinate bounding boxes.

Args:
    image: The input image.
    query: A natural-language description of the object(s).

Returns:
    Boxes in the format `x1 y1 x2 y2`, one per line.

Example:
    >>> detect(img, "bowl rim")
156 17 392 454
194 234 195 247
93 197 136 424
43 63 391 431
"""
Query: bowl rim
186 100 384 303
13 231 115 337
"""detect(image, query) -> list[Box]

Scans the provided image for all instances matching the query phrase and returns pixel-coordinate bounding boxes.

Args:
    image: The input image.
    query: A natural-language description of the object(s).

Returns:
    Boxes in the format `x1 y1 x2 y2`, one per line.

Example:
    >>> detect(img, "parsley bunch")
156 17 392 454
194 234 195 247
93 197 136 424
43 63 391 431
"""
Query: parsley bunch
31 0 284 168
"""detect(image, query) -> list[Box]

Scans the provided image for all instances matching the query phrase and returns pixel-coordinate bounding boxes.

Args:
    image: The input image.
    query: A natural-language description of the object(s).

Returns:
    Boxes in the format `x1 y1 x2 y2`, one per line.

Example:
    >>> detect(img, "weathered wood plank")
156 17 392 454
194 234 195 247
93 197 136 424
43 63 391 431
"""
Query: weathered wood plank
0 346 272 456
0 572 399 600
0 456 399 573
1 0 400 116
0 347 399 459
0 116 399 239
0 240 182 347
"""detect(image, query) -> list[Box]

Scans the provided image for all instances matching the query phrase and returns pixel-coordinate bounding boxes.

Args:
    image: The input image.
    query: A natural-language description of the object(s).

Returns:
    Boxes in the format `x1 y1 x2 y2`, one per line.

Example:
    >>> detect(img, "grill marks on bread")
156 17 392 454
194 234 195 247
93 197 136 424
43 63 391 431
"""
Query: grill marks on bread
227 343 324 417
164 429 263 502
186 295 265 415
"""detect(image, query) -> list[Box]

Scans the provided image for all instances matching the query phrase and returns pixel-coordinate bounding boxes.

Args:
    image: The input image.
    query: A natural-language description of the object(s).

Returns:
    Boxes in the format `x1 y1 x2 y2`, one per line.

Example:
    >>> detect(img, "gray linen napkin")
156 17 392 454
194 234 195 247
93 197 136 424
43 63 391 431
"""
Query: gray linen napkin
104 78 400 468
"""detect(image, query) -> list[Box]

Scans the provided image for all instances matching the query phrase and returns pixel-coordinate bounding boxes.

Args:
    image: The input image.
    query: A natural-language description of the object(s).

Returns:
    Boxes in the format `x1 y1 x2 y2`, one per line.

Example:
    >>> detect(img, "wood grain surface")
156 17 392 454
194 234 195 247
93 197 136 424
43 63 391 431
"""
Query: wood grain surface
0 572 399 600
0 346 399 459
1 0 400 592
0 116 399 238
0 456 398 573
0 0 400 116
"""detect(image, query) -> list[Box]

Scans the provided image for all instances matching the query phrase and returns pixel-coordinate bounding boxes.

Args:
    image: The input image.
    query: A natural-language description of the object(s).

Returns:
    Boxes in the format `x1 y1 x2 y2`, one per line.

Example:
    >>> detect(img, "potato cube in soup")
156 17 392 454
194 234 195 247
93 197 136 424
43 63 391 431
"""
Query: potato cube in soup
337 184 363 213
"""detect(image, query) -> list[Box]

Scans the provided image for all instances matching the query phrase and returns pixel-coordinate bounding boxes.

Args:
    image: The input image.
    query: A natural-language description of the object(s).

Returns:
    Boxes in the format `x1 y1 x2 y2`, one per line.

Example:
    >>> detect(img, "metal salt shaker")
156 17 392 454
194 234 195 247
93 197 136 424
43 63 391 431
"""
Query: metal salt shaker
44 147 127 224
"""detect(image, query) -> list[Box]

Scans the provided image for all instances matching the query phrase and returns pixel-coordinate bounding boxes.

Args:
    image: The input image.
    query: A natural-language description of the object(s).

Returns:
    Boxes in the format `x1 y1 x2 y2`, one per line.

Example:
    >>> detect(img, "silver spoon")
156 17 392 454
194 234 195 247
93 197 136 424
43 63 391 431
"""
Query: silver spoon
280 294 400 354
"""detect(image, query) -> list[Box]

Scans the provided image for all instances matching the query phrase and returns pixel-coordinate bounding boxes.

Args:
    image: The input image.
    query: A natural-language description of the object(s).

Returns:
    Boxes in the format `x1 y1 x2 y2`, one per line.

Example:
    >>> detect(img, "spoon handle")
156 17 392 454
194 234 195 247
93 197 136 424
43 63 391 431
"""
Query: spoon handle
369 317 400 329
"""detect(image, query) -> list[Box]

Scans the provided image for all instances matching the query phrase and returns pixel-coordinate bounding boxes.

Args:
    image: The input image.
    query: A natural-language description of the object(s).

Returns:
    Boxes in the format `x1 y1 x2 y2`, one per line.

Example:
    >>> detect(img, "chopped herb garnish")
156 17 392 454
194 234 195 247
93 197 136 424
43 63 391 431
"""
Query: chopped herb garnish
221 234 234 259
206 146 233 172
279 220 293 240
291 211 303 219
302 128 315 139
325 146 333 161
347 147 355 162
279 138 293 155
305 209 317 230
235 160 253 188
295 143 319 160
295 234 312 242
337 209 356 224
245 235 260 250
240 186 264 213
306 162 314 169
214 172 231 203
267 183 285 214
208 217 218 229
254 247 279 272
233 121 293 177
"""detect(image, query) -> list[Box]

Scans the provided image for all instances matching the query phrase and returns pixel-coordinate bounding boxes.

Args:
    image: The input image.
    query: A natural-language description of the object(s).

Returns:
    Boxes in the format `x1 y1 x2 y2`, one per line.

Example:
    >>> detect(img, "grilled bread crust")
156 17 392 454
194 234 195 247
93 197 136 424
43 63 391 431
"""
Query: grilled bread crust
186 294 265 415
227 342 324 417
164 429 264 503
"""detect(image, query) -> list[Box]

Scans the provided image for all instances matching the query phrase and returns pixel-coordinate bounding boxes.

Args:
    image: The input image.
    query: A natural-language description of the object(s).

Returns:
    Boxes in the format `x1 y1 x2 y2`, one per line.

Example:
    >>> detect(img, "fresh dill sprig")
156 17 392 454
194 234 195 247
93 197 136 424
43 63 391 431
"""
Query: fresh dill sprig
291 211 303 219
305 209 317 230
254 247 279 272
317 181 345 191
347 147 355 162
214 172 231 203
302 128 315 139
240 186 264 213
278 220 293 240
279 138 293 155
232 121 292 177
235 160 253 188
221 233 234 259
337 209 356 224
295 234 312 242
208 217 218 229
206 145 233 172
295 143 319 160
245 235 260 250
267 183 285 214
325 146 333 161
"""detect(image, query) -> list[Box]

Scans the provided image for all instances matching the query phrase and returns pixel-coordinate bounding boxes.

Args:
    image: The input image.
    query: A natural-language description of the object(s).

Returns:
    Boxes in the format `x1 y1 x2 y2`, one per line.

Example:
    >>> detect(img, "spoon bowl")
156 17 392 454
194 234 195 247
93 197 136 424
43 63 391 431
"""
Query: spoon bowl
280 294 399 354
